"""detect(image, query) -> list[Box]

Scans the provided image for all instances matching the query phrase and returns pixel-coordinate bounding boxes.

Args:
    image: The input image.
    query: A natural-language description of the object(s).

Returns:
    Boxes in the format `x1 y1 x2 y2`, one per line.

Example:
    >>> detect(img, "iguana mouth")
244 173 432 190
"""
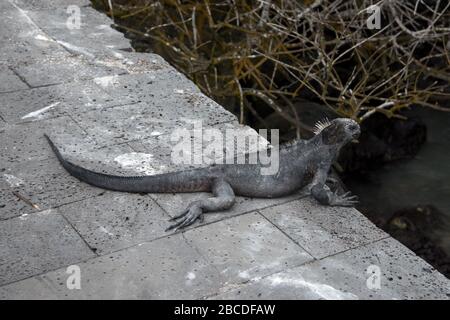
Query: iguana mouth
351 131 360 143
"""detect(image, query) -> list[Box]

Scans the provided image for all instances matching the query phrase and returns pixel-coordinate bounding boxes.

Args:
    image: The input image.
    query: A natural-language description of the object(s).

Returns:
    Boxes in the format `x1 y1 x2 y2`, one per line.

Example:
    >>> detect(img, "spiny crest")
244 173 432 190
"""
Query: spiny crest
313 117 332 135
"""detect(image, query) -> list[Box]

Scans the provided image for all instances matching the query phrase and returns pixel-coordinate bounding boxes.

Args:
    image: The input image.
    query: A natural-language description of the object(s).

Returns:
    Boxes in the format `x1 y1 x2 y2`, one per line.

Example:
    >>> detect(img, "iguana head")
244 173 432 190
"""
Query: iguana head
314 118 360 146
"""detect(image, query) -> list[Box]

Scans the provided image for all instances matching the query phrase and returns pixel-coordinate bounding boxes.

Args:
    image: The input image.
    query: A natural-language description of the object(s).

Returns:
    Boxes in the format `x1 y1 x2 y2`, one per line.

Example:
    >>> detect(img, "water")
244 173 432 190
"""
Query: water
346 107 450 254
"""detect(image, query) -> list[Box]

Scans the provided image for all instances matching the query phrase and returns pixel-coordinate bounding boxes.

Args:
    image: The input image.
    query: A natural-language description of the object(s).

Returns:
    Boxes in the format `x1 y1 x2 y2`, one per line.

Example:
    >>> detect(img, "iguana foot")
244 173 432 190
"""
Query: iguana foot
329 191 358 207
165 201 203 232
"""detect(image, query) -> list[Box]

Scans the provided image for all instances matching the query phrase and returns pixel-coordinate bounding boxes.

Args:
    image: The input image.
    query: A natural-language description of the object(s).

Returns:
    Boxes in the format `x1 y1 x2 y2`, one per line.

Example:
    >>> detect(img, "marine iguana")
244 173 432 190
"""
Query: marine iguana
45 118 360 231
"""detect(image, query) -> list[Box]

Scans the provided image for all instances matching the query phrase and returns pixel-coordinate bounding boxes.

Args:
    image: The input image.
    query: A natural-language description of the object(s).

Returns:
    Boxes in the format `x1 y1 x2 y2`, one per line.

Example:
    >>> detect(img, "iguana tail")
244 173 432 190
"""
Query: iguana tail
44 135 212 193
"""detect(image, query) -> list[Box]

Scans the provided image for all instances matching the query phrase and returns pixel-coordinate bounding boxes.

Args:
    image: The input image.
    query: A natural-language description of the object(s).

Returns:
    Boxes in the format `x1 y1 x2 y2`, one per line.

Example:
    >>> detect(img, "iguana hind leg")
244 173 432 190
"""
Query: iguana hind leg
165 178 236 232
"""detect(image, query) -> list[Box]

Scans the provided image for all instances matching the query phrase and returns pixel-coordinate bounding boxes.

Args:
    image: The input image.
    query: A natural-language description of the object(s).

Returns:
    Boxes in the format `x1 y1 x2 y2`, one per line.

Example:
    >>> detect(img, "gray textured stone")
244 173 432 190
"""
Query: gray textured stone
90 70 235 121
184 212 313 284
12 0 90 10
0 4 36 42
212 238 450 300
0 80 128 124
0 38 70 68
0 185 37 220
0 157 105 220
0 234 223 299
60 192 170 254
55 142 141 176
111 52 173 75
75 52 175 77
71 98 236 147
128 121 268 174
26 6 115 31
0 209 95 286
47 26 131 55
0 65 28 92
13 55 127 87
0 116 92 166
0 7 70 65
151 192 300 231
260 197 388 259
1 0 448 300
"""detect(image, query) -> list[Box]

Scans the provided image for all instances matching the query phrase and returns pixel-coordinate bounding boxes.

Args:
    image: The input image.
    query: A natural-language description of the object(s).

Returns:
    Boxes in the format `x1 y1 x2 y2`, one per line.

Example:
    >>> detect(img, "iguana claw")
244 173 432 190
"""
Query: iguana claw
330 191 358 207
165 203 203 232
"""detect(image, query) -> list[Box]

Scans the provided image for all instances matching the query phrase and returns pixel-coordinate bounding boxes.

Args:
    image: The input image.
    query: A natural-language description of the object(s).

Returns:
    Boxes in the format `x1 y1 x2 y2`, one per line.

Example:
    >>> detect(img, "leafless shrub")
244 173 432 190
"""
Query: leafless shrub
93 0 450 132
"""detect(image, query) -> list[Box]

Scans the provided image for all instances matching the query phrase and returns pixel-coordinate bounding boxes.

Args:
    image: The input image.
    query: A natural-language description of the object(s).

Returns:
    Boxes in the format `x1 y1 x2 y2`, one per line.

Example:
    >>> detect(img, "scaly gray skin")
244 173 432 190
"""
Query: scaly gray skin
45 118 360 231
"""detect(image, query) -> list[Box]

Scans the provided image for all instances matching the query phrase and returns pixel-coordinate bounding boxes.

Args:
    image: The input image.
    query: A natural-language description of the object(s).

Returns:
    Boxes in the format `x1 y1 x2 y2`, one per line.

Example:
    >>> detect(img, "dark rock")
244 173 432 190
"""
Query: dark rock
339 113 427 173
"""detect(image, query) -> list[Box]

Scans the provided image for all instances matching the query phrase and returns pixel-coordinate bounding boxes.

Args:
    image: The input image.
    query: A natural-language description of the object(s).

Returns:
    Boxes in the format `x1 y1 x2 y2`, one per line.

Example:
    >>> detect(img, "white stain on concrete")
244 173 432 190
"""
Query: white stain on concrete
238 261 281 280
268 274 358 300
95 58 129 70
96 24 110 30
34 34 53 42
174 89 184 94
112 51 124 59
37 209 55 216
56 40 95 59
94 75 119 88
21 102 60 120
3 174 24 187
99 226 114 237
187 272 196 280
114 152 166 175
238 270 250 279
150 131 162 136
185 272 196 285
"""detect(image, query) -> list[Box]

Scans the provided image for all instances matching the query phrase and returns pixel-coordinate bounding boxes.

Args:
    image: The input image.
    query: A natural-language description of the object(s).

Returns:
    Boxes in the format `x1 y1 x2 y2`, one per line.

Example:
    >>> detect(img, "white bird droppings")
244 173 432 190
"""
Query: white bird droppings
94 75 119 88
269 275 358 300
114 153 166 175
21 102 60 120
3 174 24 187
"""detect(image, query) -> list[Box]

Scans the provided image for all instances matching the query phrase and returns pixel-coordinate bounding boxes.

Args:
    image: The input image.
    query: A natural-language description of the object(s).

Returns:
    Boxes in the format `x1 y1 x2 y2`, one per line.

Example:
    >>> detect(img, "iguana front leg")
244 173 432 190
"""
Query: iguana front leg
166 178 236 232
310 161 358 207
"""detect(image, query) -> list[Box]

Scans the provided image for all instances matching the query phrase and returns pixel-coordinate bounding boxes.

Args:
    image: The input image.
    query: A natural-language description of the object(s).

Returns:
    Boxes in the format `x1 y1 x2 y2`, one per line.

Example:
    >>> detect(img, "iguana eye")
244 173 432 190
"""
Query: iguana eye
349 124 358 131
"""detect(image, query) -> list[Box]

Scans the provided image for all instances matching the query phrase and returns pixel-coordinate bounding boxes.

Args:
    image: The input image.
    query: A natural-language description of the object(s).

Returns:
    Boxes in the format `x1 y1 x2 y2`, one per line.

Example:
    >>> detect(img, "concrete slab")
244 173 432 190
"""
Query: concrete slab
0 209 95 286
151 192 300 231
26 6 114 31
71 99 236 147
0 234 223 299
0 80 129 124
0 38 70 68
0 65 29 92
1 0 448 300
127 122 268 174
12 0 90 10
0 3 37 42
59 192 170 254
0 184 37 220
13 54 127 87
90 69 237 125
111 52 173 75
184 212 314 284
0 157 105 220
23 7 131 58
0 5 71 65
83 52 174 77
212 238 450 299
0 116 92 167
261 197 389 258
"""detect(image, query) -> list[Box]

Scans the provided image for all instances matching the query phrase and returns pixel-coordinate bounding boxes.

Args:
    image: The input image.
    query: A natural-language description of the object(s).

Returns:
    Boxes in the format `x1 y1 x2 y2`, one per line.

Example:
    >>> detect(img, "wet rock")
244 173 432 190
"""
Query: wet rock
339 113 427 173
